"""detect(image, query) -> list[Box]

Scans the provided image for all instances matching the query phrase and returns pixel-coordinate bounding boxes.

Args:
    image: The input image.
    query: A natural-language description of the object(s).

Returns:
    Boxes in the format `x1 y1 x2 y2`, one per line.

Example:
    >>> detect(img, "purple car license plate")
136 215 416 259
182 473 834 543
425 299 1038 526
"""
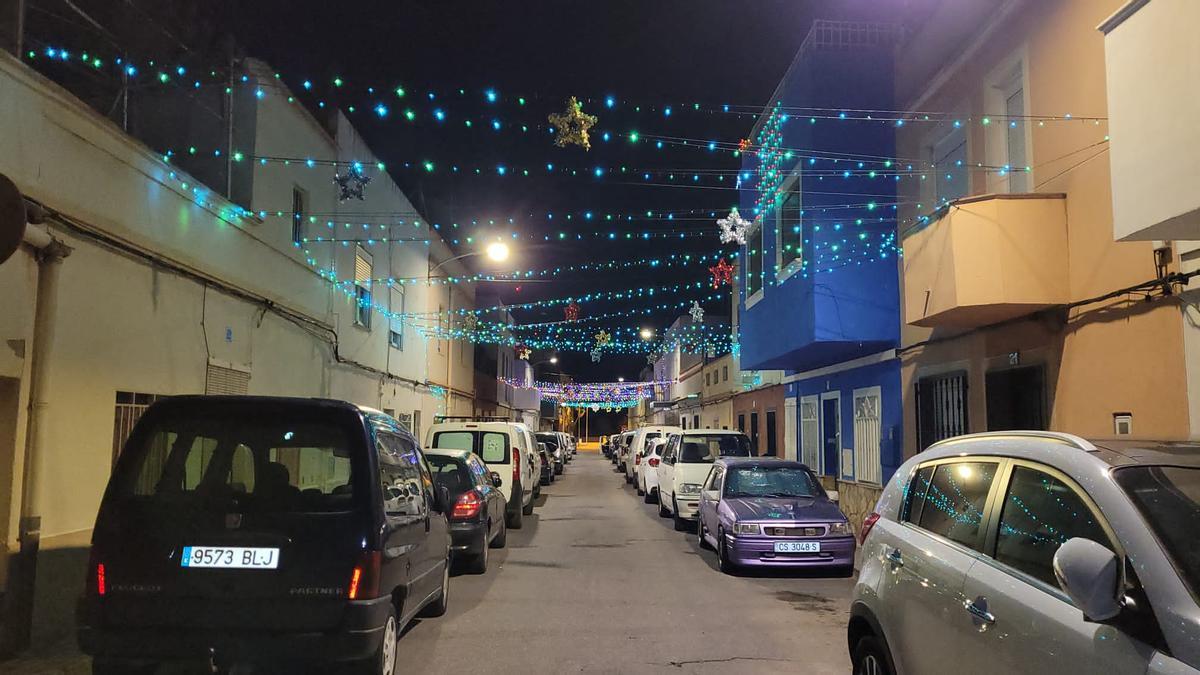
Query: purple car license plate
774 541 820 553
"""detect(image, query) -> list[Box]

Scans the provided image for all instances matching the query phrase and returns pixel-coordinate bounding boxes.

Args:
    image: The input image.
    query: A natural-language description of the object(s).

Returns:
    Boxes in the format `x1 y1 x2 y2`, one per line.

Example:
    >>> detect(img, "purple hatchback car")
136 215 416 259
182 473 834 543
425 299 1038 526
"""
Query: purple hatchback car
696 458 855 575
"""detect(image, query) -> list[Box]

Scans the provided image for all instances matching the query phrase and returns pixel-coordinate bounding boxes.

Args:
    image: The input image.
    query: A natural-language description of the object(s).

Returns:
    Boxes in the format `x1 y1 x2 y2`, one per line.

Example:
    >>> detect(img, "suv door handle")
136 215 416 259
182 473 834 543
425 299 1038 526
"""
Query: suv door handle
965 596 995 625
885 548 904 567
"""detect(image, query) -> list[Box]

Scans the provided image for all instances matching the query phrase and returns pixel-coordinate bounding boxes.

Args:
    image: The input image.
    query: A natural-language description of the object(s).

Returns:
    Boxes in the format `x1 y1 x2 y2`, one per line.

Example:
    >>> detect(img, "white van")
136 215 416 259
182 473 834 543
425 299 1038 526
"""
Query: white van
426 420 539 528
657 429 753 530
625 426 681 484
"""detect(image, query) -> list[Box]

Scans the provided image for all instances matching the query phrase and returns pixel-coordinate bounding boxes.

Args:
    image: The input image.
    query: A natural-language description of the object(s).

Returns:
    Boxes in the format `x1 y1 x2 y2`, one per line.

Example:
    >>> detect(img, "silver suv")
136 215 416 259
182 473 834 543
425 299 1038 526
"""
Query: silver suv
849 432 1200 675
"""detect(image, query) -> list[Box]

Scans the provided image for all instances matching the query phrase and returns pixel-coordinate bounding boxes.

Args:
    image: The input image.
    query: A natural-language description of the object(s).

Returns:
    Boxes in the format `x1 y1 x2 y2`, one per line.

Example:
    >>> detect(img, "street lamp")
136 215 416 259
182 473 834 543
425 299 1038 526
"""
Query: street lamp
618 377 625 382
549 356 558 364
486 241 510 262
639 328 653 340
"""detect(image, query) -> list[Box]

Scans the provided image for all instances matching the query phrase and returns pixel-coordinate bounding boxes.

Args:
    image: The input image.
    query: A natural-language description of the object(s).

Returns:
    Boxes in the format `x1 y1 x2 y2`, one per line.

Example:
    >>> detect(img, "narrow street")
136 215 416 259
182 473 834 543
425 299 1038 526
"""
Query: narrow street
397 451 853 674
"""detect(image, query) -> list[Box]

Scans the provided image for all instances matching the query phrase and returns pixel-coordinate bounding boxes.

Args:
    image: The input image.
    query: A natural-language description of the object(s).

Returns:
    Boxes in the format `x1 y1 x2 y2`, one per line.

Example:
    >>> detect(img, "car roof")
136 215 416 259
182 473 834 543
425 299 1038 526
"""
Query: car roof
717 457 810 470
922 431 1200 471
681 428 745 435
421 446 473 461
429 421 518 432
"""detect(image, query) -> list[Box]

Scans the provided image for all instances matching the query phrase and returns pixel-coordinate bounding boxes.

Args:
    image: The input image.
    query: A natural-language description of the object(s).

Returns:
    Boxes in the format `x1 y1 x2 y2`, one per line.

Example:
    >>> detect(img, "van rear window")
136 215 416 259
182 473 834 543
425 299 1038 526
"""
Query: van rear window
115 410 359 513
432 431 510 464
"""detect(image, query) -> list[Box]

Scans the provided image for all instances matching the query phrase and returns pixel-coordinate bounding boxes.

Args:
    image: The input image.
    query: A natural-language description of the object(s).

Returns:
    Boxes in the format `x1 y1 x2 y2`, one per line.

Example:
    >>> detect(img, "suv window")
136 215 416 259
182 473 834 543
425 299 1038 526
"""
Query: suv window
662 435 680 464
678 434 752 463
431 430 511 464
1115 465 1200 598
993 466 1111 586
907 461 997 549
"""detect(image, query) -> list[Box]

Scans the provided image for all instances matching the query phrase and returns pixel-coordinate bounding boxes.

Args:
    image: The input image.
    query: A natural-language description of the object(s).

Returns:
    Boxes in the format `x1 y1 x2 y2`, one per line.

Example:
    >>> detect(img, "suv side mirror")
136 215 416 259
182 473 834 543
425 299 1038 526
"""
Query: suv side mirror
1053 538 1122 622
490 471 503 488
701 489 720 503
826 490 839 504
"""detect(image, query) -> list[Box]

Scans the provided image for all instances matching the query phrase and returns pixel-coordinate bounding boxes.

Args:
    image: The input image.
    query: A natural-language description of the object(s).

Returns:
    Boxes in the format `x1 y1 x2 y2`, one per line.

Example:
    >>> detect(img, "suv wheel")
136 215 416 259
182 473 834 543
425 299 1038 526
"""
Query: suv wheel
522 493 535 516
643 487 655 504
672 497 689 532
852 635 892 675
419 558 450 617
350 606 397 675
658 495 671 518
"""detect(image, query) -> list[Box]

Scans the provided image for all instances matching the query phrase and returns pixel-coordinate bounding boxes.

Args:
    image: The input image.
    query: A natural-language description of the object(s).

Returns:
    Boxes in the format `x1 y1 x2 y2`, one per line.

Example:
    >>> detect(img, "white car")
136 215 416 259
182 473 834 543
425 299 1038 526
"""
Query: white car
657 429 753 531
614 431 634 469
624 426 681 484
637 438 667 504
426 420 539 529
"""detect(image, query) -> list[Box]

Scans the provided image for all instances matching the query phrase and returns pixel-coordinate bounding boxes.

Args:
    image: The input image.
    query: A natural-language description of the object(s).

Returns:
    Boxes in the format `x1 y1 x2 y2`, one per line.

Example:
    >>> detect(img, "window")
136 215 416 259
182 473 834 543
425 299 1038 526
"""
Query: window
678 434 752 463
994 466 1110 587
379 439 425 518
800 395 820 471
908 461 998 549
430 430 510 464
1116 466 1200 598
706 372 711 387
291 187 307 244
765 410 777 457
722 366 728 382
389 285 405 350
680 417 687 430
746 216 764 298
354 245 372 329
704 466 723 491
725 466 822 498
693 414 700 429
916 371 968 450
113 391 164 466
776 171 803 275
986 58 1030 194
737 414 745 432
1005 87 1029 192
853 387 882 485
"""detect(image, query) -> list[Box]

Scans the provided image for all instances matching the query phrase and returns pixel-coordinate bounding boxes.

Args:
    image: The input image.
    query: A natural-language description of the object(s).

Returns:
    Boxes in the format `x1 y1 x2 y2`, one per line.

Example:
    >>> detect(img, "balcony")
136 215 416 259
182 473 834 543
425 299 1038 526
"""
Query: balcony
902 194 1069 328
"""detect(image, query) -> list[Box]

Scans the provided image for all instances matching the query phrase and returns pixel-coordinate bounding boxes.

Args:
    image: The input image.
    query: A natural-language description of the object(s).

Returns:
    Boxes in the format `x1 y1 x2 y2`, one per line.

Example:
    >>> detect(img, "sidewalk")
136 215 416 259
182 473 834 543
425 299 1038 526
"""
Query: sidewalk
2 638 89 675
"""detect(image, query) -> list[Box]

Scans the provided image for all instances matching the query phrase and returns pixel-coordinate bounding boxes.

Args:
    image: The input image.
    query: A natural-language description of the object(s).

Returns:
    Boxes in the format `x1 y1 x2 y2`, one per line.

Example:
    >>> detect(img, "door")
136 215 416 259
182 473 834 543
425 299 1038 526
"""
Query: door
985 365 1045 431
957 463 1151 673
378 433 432 605
659 435 679 505
749 412 760 456
765 410 777 457
820 396 840 478
877 459 1002 675
916 371 968 449
699 465 724 539
800 395 820 471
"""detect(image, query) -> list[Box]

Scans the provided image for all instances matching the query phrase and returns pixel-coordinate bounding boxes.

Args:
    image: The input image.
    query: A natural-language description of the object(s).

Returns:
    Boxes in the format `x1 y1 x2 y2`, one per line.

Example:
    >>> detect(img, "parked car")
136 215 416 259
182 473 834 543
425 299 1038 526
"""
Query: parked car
638 438 667 504
658 430 752 531
849 431 1200 675
77 396 451 675
615 430 635 470
624 426 680 484
537 442 554 485
612 432 630 467
427 420 538 529
556 431 575 461
424 447 508 574
696 458 854 576
536 432 565 474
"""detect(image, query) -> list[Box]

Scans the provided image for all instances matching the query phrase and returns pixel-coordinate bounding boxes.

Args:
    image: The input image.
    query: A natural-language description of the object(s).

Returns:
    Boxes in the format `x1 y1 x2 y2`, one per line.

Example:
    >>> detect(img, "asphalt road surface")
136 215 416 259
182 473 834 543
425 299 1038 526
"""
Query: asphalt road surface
398 451 855 674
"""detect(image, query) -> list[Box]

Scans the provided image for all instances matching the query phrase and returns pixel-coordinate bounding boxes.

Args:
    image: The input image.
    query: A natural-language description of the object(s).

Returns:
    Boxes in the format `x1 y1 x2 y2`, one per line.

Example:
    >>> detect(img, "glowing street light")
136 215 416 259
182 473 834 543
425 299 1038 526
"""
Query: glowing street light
549 356 558 364
486 241 510 262
639 328 653 340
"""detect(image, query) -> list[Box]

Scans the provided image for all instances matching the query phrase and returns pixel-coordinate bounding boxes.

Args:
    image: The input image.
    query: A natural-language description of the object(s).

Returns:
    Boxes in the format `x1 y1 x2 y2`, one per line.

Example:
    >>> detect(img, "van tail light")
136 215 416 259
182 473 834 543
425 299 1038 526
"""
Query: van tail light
512 448 520 485
348 551 381 600
451 490 484 521
87 548 106 597
95 563 107 597
634 455 641 466
648 457 660 467
860 512 881 543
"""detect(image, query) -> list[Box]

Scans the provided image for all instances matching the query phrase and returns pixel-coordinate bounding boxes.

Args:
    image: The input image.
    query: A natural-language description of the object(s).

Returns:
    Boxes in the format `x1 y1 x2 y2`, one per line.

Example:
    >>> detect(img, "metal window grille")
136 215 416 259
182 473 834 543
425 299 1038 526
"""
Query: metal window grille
291 187 306 244
800 396 820 471
916 372 969 450
799 20 902 54
355 245 373 328
389 286 405 349
112 391 162 466
206 363 250 395
853 388 883 485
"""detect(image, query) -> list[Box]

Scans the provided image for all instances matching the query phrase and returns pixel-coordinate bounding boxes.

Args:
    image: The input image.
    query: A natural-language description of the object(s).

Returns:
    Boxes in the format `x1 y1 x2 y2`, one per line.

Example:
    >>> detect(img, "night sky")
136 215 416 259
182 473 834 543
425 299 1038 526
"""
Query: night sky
25 0 896 396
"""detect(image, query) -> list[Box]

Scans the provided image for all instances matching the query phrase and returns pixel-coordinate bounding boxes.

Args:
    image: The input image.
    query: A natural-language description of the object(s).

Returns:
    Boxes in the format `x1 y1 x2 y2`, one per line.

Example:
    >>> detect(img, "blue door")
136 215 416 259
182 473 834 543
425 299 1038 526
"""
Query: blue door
821 398 840 477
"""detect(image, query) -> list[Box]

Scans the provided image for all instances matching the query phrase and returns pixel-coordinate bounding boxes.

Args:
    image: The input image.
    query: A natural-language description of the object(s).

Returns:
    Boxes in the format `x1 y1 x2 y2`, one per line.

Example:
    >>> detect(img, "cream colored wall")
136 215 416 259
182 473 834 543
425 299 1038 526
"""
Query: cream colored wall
895 0 1190 452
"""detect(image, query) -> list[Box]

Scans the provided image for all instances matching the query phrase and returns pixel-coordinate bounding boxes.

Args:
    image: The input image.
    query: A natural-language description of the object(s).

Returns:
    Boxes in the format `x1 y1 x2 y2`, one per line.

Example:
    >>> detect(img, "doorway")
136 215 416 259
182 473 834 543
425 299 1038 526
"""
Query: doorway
820 392 841 478
749 412 760 455
986 365 1046 431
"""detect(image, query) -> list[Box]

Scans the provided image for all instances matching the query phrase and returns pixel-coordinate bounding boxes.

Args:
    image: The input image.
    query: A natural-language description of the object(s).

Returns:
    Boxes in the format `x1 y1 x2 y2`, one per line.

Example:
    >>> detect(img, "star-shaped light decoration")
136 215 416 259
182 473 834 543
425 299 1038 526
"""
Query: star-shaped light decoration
548 96 598 151
646 352 657 365
516 344 532 360
334 163 372 201
591 404 601 412
689 301 705 323
594 330 612 347
564 301 581 322
709 257 734 289
717 208 751 245
737 138 752 154
462 313 479 331
590 348 602 363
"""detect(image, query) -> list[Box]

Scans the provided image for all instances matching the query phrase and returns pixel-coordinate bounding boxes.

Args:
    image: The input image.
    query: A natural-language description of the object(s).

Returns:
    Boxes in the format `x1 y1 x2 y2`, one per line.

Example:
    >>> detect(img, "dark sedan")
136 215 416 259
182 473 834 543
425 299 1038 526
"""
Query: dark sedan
426 448 508 574
696 458 855 576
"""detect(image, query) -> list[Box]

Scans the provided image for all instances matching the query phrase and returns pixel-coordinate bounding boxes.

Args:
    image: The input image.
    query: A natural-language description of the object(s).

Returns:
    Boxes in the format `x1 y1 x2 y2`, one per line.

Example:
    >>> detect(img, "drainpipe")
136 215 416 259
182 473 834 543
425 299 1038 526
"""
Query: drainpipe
3 221 71 655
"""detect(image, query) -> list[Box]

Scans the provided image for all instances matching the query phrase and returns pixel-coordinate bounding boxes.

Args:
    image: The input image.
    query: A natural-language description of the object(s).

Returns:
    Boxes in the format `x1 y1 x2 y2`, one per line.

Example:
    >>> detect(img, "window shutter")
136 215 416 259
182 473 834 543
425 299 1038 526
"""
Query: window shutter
206 363 251 395
355 245 373 284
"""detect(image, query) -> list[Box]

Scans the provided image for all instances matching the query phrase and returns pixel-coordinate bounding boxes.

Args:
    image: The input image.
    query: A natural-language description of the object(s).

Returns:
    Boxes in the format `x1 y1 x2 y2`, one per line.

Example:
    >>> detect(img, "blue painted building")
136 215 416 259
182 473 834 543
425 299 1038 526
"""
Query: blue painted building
736 21 904 519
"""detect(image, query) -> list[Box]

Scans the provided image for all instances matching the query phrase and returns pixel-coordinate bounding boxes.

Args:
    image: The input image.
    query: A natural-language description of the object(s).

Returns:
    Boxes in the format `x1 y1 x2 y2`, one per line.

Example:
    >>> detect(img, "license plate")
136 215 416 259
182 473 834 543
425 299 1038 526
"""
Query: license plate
774 541 820 553
181 546 279 569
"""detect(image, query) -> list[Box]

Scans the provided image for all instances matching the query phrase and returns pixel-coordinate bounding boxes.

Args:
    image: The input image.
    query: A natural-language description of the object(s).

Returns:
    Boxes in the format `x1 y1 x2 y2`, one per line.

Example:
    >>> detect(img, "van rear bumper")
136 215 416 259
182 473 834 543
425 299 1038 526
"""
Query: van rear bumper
77 595 392 664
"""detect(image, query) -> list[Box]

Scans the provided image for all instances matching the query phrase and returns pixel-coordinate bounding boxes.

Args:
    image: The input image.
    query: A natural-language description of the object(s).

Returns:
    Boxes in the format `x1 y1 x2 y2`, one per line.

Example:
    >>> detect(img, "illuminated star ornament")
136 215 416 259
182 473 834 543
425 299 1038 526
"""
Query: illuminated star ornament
709 257 734 289
548 96 598 151
516 344 532 360
689 301 705 323
737 138 752 154
590 348 602 363
334 163 371 201
462 313 479 331
717 208 751 245
564 301 581 322
594 330 612 347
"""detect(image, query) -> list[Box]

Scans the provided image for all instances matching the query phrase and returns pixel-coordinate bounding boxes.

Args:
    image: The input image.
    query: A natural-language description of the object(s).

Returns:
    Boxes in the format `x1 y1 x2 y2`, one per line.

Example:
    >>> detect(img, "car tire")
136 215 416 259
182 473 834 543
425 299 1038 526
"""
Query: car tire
643 488 655 504
852 634 893 675
672 498 689 532
697 518 712 550
522 494 535 516
636 483 644 496
506 494 524 530
717 528 738 575
348 604 398 675
419 558 450 618
658 496 671 518
92 660 156 675
490 518 507 548
466 532 489 575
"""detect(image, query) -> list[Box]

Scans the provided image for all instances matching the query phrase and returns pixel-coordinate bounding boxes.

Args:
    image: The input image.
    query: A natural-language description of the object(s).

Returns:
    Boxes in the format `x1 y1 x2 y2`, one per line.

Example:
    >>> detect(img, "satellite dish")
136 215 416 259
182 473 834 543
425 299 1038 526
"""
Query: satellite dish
0 173 27 265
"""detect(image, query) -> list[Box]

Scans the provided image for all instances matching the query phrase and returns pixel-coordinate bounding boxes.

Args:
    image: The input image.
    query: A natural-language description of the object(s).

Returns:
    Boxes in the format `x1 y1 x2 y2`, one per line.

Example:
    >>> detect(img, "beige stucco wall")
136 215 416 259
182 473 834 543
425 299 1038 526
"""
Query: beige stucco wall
896 0 1191 455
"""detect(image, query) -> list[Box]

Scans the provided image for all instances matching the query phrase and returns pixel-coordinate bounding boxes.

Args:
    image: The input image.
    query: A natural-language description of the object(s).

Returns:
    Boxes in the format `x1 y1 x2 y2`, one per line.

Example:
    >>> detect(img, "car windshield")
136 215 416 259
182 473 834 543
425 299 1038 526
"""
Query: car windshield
426 455 472 498
723 467 822 498
678 434 752 463
536 434 559 449
1114 465 1200 597
115 407 359 513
